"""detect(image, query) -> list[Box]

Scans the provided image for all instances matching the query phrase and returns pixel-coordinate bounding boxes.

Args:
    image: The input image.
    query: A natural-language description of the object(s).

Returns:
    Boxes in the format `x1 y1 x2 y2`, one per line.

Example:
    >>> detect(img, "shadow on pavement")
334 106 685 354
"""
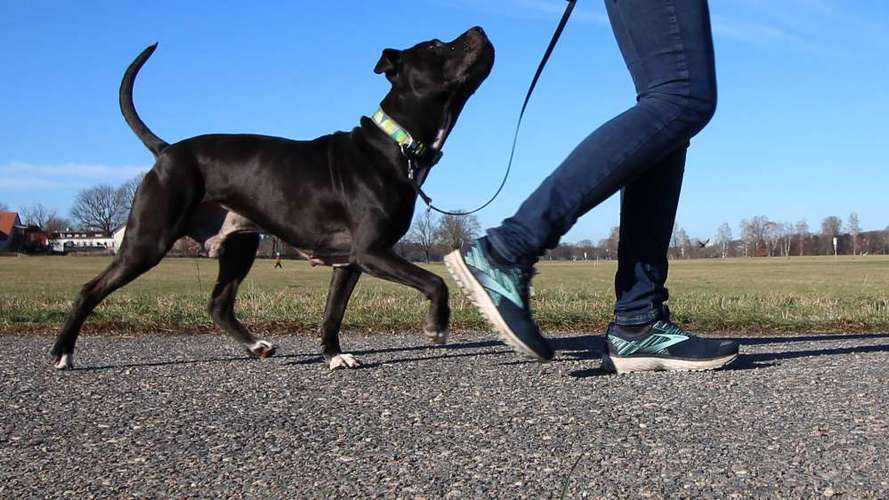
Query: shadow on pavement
739 342 889 365
72 355 266 372
70 332 889 373
734 332 889 345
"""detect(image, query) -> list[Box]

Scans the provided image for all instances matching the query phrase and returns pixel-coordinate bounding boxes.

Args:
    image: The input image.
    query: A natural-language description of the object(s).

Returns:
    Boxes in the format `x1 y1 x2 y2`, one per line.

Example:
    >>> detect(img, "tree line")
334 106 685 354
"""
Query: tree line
395 211 481 262
6 173 144 234
5 181 888 260
394 212 889 261
543 213 889 261
690 214 888 258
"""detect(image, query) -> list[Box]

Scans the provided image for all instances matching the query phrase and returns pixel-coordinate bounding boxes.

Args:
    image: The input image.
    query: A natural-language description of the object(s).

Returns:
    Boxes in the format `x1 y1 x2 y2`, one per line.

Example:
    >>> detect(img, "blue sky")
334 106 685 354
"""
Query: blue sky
1 0 887 242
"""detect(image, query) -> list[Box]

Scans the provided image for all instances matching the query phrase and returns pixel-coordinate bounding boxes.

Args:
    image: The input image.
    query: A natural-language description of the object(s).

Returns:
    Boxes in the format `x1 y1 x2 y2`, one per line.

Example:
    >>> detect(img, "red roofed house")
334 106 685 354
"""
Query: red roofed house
0 211 23 251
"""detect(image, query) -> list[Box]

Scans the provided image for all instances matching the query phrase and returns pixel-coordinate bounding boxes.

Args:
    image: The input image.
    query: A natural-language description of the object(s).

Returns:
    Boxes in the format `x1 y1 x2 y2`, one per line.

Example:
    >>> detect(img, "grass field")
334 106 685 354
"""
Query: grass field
2 255 888 336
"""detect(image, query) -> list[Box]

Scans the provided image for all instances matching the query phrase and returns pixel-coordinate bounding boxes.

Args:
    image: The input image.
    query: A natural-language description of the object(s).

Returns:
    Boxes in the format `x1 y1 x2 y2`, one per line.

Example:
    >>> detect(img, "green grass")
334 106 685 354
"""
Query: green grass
2 255 888 335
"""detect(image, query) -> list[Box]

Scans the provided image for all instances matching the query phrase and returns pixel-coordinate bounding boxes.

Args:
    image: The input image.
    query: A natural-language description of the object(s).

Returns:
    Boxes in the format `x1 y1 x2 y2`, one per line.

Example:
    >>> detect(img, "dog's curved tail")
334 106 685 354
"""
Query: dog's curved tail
120 43 169 157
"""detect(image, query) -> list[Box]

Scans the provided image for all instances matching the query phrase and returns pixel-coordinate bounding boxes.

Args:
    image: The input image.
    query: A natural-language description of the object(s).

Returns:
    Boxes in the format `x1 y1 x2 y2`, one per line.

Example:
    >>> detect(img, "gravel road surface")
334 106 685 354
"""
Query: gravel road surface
2 332 888 498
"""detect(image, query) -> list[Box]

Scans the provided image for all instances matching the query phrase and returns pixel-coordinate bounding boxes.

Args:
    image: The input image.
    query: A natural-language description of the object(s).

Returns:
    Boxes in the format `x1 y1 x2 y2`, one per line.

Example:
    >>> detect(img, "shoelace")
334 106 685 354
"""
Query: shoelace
656 320 695 339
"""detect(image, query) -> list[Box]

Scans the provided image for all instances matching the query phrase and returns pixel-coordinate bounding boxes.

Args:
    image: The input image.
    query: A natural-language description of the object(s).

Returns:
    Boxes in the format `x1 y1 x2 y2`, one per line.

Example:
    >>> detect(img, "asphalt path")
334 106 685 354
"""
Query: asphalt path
2 332 888 498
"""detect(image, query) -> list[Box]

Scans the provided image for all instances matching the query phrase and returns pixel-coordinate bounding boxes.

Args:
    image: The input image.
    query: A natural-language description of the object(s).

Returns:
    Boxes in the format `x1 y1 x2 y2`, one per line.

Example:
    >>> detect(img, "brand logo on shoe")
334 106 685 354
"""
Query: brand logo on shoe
608 333 688 356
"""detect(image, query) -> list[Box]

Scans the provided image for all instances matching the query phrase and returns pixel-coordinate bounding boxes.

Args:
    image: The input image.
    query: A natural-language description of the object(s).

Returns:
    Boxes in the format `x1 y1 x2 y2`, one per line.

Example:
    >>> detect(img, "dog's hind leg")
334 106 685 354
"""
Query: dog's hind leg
50 169 194 370
320 265 362 370
50 247 165 369
207 232 276 358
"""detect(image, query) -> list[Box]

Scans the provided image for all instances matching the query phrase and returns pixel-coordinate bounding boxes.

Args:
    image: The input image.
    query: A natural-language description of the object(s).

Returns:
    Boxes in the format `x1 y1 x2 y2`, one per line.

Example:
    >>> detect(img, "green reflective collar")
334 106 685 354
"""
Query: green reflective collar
371 107 441 164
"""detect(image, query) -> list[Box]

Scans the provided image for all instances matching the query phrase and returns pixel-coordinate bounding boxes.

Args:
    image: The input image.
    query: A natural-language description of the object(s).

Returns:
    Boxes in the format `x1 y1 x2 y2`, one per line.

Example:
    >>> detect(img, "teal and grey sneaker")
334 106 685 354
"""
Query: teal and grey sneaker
444 238 554 361
603 320 739 374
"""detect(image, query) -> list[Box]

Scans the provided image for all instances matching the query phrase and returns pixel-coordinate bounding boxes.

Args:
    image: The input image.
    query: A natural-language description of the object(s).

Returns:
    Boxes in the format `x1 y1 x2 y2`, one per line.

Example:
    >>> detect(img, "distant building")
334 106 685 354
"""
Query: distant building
50 230 115 253
0 211 24 251
48 225 128 254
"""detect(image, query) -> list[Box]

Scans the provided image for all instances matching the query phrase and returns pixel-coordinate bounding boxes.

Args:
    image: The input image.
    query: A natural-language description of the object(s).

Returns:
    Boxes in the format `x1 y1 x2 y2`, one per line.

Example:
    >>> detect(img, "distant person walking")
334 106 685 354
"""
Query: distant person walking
446 0 739 372
274 251 283 269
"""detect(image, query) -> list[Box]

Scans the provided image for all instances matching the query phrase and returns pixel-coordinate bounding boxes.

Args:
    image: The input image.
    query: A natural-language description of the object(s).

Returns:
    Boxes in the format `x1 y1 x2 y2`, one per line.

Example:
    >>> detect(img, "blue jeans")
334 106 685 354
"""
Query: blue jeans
486 0 717 326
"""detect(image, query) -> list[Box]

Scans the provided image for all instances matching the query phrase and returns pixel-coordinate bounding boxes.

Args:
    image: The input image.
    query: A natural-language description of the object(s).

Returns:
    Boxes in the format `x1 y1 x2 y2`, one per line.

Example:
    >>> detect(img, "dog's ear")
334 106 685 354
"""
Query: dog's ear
374 48 402 81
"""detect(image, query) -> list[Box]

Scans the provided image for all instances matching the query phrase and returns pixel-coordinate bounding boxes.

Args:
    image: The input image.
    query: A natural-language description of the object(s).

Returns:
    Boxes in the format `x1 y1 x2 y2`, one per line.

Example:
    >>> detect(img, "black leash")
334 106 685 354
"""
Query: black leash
412 0 577 216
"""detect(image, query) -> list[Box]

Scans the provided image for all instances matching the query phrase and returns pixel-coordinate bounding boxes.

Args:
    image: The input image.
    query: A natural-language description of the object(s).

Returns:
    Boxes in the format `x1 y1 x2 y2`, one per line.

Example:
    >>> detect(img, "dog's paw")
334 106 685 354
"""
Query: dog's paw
424 328 449 345
53 353 75 370
329 353 361 370
247 340 277 359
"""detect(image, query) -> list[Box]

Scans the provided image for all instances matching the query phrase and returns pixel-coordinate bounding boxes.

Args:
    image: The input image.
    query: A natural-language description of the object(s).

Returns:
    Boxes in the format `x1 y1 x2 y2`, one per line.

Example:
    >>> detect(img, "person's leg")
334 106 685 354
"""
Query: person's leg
613 147 685 325
486 0 717 267
446 0 726 363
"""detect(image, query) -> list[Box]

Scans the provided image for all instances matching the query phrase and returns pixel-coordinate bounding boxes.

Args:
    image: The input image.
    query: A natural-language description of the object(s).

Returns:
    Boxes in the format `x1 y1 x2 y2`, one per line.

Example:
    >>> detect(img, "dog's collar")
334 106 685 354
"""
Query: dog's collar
371 107 443 167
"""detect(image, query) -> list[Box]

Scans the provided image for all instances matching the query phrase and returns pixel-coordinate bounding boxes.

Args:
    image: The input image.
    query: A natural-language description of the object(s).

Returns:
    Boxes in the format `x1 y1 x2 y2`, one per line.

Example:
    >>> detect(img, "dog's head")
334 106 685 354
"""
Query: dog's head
374 26 495 155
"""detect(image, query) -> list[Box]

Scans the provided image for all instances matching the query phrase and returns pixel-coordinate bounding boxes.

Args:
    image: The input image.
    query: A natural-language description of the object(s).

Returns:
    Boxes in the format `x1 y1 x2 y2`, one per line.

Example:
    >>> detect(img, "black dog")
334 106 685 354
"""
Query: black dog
50 27 495 370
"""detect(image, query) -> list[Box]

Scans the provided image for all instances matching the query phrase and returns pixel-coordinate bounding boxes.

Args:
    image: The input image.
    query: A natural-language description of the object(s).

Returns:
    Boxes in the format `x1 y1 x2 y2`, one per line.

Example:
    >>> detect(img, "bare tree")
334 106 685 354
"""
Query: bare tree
20 204 56 228
821 216 842 237
21 204 71 233
739 216 771 257
435 213 481 250
821 216 842 255
763 221 780 257
70 184 129 234
601 226 620 259
675 227 692 258
576 239 595 260
739 220 753 257
795 219 809 256
715 223 732 258
668 225 692 258
120 172 147 211
848 212 861 256
669 223 679 256
778 223 794 257
548 243 575 261
44 216 72 233
408 211 439 263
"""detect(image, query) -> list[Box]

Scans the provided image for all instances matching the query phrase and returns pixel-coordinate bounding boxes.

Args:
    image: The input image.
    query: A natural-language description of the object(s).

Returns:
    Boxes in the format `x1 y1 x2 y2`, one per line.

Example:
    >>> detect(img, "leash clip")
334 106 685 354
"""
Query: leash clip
401 145 416 180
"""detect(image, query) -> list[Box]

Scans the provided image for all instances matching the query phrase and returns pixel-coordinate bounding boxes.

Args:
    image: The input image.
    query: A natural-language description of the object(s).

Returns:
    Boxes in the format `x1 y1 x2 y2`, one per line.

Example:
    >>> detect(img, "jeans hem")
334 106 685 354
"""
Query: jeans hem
614 306 662 326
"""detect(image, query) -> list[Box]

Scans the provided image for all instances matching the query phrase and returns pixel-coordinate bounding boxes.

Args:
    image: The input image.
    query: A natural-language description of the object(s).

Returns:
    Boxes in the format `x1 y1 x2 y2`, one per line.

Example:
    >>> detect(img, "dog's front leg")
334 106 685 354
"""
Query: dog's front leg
320 265 363 370
354 249 449 344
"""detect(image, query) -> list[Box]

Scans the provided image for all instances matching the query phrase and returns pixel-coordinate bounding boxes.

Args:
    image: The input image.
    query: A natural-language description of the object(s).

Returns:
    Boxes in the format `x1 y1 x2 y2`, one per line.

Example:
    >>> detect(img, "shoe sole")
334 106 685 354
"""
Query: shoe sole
444 250 551 362
601 353 738 374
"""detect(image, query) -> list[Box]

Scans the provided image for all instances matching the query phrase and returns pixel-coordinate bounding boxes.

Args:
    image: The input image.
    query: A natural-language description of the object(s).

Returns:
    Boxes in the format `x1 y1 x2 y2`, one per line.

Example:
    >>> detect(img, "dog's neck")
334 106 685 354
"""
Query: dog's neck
370 107 443 167
359 116 433 187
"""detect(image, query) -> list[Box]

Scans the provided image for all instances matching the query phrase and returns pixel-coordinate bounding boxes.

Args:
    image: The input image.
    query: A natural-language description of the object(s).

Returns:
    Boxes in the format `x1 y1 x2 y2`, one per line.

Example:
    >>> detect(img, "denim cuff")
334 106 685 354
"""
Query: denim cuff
614 305 663 326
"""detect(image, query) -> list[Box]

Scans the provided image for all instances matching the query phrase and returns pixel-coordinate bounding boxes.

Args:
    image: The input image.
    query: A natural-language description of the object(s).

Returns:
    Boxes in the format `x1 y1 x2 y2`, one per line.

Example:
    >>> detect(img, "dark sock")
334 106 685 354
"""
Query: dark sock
612 321 655 335
481 237 534 270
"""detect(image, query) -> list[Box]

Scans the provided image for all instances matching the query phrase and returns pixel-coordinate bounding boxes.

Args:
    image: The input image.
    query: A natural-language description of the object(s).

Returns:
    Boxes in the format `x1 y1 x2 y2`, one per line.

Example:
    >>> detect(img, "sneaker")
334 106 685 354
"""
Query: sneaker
444 238 554 361
602 319 739 374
